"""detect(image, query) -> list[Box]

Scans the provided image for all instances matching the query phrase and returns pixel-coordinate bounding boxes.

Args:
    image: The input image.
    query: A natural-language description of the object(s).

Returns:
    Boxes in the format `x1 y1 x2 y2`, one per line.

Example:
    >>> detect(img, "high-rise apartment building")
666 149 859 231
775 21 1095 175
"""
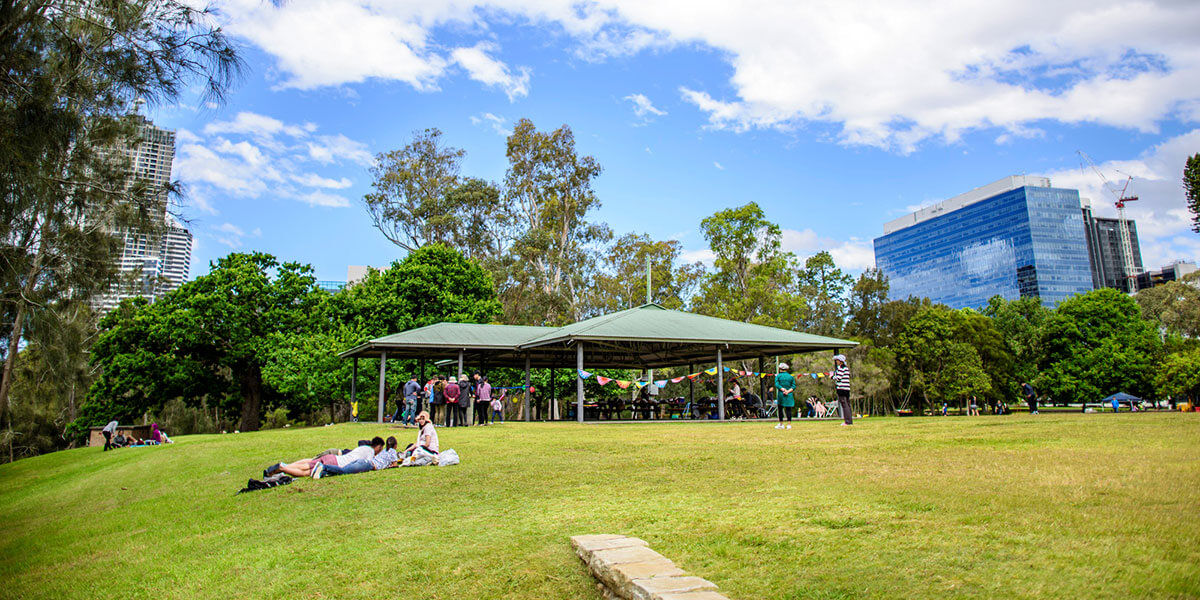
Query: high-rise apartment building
873 176 1096 308
94 116 192 314
1081 200 1143 292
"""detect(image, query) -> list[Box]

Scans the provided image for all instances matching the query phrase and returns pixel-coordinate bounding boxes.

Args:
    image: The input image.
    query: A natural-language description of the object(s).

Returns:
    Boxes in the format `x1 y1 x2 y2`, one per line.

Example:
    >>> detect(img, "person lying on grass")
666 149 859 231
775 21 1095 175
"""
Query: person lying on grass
313 436 400 479
265 437 384 479
403 411 439 457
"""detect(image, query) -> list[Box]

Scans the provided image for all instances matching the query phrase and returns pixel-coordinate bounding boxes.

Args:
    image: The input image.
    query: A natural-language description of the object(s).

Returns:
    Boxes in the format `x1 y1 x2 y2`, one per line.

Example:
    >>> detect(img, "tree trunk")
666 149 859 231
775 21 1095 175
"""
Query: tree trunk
0 300 28 431
237 364 263 431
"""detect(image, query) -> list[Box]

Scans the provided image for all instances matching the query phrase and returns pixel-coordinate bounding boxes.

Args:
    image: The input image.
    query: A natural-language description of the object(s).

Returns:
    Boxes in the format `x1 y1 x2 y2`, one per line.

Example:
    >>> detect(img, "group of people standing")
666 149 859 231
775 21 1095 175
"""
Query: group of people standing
772 354 853 428
392 372 501 428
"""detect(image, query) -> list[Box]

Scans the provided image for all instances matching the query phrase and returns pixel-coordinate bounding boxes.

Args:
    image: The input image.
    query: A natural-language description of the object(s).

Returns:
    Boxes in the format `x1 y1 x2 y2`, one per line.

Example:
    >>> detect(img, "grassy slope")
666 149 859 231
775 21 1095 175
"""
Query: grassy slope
0 414 1198 599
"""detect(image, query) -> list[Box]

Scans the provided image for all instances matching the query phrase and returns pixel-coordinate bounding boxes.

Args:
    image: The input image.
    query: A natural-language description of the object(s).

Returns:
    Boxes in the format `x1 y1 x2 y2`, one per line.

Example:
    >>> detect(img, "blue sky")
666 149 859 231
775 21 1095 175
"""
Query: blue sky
151 0 1200 283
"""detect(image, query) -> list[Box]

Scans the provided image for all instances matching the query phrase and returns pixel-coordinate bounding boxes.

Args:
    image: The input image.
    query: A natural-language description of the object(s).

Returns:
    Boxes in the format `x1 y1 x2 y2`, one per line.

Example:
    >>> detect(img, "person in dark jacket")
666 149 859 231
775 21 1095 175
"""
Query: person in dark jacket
1021 382 1038 415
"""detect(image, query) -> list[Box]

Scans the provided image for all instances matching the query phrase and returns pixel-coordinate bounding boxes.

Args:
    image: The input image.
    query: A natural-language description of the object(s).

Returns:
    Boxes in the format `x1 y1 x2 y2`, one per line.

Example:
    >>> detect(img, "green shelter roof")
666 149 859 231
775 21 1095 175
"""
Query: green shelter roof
340 304 855 369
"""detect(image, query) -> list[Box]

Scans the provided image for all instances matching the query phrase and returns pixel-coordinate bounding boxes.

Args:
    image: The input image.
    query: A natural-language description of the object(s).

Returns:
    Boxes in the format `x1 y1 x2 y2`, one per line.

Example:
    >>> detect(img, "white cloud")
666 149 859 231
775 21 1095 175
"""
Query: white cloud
176 111 369 213
679 248 715 265
451 42 531 101
291 173 353 189
217 222 245 237
470 112 512 137
781 228 876 271
298 190 351 208
1042 128 1200 268
217 1 1200 152
307 134 373 166
625 93 667 120
204 111 309 140
713 161 724 170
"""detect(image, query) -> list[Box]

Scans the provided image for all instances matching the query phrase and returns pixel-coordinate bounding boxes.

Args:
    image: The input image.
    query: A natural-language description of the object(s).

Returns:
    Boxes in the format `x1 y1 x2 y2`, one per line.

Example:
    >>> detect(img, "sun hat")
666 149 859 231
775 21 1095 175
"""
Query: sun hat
778 362 789 370
833 354 846 362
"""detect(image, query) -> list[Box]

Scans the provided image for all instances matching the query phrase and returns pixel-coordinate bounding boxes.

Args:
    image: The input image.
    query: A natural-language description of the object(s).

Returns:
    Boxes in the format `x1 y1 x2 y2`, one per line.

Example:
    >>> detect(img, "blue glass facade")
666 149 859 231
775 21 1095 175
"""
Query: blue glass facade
873 186 1093 308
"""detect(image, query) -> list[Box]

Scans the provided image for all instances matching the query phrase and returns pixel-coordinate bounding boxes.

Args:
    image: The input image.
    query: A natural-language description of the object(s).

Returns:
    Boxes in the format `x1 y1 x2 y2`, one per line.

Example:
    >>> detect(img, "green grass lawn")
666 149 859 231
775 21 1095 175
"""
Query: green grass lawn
1 413 1198 599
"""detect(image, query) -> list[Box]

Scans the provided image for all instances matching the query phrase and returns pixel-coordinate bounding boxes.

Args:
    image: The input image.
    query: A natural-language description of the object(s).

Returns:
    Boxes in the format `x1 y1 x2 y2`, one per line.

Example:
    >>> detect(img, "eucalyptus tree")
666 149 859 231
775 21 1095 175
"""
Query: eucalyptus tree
501 118 610 325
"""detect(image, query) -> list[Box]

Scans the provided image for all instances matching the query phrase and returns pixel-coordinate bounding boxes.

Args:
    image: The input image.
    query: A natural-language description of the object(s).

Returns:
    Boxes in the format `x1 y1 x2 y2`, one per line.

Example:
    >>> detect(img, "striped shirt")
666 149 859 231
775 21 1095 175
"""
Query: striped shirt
834 364 851 391
370 448 398 470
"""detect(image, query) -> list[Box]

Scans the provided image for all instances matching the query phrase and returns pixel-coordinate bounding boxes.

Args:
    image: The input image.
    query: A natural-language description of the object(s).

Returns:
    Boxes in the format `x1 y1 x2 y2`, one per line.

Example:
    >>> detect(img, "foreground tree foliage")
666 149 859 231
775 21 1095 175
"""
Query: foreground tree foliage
1037 289 1161 402
0 0 240 455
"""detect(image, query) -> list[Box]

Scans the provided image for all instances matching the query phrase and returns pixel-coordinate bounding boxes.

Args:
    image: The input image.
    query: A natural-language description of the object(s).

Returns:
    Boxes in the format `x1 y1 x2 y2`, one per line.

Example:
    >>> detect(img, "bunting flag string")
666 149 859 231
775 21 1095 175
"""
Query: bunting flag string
575 367 835 389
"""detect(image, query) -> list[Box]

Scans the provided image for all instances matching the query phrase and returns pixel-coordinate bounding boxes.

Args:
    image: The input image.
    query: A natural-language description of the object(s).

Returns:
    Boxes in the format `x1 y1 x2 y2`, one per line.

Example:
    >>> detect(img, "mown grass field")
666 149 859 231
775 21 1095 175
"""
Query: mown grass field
0 413 1197 599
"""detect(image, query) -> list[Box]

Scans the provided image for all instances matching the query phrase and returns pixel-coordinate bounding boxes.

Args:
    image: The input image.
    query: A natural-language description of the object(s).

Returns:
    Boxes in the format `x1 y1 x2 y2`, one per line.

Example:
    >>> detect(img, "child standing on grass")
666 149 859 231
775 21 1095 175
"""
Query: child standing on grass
491 390 506 424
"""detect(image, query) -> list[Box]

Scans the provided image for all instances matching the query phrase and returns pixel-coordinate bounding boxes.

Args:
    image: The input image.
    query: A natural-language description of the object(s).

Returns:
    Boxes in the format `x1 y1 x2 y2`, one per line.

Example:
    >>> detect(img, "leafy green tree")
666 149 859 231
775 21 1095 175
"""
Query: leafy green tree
0 0 240 440
590 233 704 313
1155 349 1200 405
798 251 852 336
984 295 1050 387
83 253 325 432
1134 272 1200 339
1037 288 1161 402
693 202 807 328
501 118 611 325
363 128 467 251
895 306 992 412
1185 153 1200 233
326 244 501 337
874 297 934 347
443 177 514 264
845 269 890 343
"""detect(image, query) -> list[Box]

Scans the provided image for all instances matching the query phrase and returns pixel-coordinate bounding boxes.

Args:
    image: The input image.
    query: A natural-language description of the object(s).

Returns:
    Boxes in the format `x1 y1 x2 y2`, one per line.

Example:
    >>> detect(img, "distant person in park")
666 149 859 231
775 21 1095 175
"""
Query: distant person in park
456 375 472 426
491 389 505 424
833 354 853 425
969 396 979 416
431 375 447 426
941 401 949 416
475 375 492 426
101 420 118 451
405 411 440 456
443 375 461 426
774 363 795 429
1111 396 1121 413
1021 382 1038 414
402 375 421 427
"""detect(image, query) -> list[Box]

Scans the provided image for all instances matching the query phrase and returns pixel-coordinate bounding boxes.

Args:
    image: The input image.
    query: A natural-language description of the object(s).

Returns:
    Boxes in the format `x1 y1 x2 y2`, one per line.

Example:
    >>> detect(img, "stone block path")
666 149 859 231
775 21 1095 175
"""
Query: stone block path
570 534 731 600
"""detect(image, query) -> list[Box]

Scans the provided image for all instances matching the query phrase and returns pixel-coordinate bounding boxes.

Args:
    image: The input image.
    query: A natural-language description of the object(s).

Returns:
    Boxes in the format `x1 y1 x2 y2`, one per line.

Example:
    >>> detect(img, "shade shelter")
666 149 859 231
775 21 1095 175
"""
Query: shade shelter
339 303 856 423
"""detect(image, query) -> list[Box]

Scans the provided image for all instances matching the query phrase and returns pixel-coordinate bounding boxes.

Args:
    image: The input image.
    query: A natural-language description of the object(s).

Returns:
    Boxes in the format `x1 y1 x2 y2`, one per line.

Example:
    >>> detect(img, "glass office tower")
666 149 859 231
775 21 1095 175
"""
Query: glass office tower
874 177 1094 308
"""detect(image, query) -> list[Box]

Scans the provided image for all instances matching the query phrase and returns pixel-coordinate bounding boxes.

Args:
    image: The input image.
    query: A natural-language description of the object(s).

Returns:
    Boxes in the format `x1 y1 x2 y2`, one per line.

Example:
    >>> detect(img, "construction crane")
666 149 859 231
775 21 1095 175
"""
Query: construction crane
1078 150 1140 293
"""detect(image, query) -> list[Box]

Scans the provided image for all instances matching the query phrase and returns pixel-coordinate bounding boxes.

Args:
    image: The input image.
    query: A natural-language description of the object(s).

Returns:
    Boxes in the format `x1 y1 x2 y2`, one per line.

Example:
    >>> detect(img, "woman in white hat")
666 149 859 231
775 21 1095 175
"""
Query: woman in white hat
832 354 852 425
774 363 796 429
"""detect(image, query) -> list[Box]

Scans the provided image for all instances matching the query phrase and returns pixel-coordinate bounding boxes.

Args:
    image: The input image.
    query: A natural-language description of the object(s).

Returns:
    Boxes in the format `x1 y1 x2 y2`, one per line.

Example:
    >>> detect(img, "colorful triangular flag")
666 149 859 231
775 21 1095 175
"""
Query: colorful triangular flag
596 376 611 386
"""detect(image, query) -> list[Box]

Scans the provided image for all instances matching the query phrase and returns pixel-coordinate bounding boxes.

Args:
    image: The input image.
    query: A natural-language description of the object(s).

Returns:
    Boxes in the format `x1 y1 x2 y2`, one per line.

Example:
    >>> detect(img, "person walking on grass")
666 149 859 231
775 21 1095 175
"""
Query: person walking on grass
402 375 421 427
1021 381 1038 414
101 420 118 451
833 354 853 426
774 363 796 429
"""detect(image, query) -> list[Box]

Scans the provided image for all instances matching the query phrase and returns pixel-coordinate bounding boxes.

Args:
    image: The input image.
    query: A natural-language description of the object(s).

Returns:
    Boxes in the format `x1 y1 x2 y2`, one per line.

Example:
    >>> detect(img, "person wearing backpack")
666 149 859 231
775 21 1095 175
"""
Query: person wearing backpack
475 375 492 426
442 375 461 427
456 375 473 427
431 376 446 426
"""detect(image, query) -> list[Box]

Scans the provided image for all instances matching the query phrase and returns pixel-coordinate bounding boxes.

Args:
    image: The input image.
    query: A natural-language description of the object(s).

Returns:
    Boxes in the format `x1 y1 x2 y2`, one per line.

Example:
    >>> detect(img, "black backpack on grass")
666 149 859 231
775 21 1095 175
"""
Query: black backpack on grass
238 473 294 494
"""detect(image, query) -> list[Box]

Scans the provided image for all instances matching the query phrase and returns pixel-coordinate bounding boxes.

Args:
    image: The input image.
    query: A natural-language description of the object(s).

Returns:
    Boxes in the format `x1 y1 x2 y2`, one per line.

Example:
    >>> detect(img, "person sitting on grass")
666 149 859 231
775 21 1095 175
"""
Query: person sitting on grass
404 411 439 457
313 437 389 479
265 438 381 479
